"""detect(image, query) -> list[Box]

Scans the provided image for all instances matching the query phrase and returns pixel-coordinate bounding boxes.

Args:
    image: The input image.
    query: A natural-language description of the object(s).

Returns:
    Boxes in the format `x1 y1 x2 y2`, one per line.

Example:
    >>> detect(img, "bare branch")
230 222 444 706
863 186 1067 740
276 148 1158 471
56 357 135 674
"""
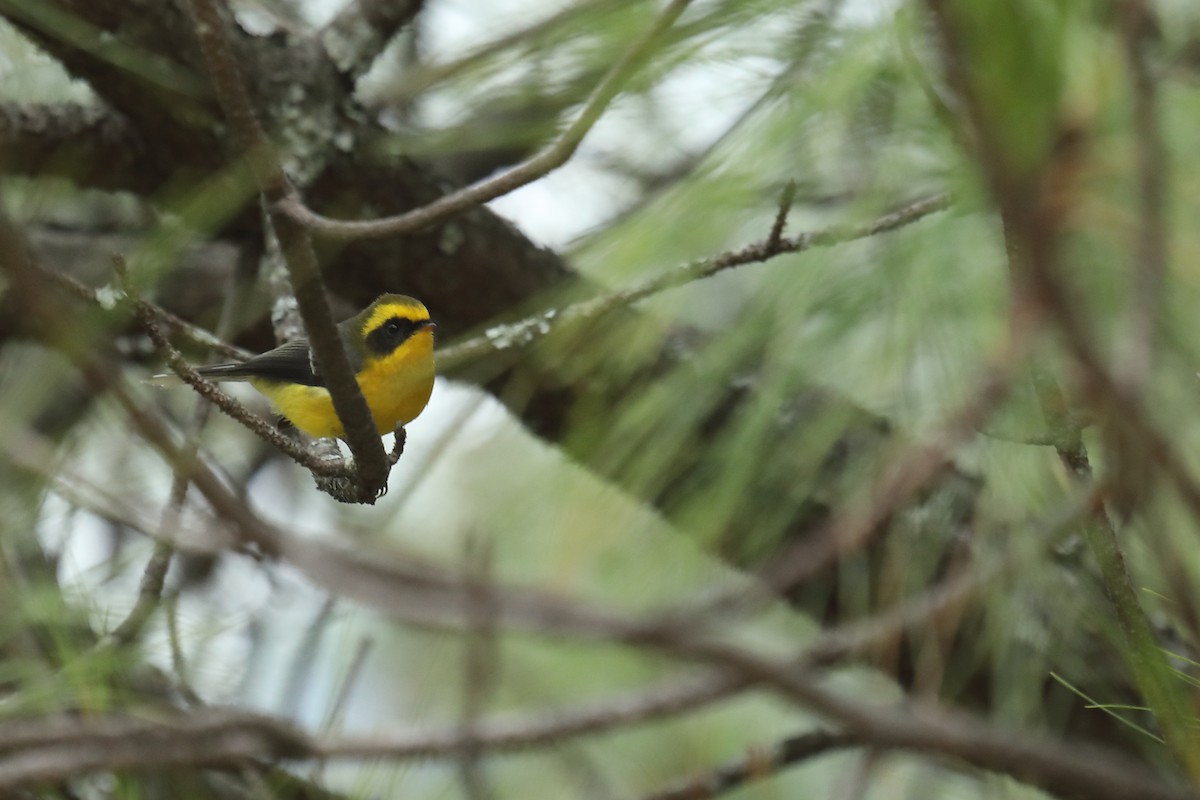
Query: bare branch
3 428 238 555
767 179 797 250
439 192 952 373
107 539 175 646
0 653 1189 800
166 594 203 708
658 637 1196 800
129 286 358 484
307 633 375 784
102 375 283 554
0 199 286 561
34 261 249 362
639 729 859 800
106 247 256 647
0 710 312 787
279 0 695 241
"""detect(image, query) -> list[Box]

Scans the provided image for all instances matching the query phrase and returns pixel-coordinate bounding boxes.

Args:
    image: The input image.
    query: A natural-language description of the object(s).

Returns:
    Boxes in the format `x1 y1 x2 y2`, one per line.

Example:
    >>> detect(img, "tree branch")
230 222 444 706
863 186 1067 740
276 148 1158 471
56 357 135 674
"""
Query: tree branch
186 0 389 501
438 192 952 372
0 635 1189 800
638 729 859 800
319 0 422 80
279 0 695 241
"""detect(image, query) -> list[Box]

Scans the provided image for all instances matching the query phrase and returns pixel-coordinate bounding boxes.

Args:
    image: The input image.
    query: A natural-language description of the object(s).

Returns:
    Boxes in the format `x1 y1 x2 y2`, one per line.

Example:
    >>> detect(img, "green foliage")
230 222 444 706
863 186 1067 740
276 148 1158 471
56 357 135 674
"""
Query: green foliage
4 0 1200 797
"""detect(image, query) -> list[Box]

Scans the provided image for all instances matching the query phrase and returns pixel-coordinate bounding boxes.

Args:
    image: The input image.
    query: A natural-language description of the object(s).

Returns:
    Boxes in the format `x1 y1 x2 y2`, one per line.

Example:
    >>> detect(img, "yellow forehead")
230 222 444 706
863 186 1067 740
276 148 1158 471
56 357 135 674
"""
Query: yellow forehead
361 296 430 333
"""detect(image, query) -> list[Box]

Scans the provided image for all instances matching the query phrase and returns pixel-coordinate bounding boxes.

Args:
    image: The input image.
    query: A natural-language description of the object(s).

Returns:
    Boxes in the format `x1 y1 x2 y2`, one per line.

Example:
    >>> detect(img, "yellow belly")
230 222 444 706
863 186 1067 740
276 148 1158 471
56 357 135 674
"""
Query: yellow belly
251 336 435 439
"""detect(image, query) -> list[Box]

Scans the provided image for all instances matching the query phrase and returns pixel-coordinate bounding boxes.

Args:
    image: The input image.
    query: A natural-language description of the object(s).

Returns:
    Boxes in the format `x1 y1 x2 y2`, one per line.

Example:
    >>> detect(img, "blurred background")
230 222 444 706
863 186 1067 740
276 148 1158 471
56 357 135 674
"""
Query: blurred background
3 0 1200 798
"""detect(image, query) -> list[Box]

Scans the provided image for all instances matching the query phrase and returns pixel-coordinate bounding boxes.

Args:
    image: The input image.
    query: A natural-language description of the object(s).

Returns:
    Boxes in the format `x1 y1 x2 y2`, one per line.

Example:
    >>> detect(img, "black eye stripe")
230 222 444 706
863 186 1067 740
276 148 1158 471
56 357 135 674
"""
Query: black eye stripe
364 315 428 354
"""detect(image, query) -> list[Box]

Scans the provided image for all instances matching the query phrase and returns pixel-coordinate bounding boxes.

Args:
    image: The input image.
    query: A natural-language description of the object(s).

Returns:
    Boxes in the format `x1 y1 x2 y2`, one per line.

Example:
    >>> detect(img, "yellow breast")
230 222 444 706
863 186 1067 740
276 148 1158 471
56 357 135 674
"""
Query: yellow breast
251 332 435 439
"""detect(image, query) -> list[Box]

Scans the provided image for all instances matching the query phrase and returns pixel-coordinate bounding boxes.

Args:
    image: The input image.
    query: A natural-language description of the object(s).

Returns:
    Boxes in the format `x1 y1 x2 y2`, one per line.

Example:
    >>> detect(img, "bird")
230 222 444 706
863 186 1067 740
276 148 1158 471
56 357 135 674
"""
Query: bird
169 294 436 439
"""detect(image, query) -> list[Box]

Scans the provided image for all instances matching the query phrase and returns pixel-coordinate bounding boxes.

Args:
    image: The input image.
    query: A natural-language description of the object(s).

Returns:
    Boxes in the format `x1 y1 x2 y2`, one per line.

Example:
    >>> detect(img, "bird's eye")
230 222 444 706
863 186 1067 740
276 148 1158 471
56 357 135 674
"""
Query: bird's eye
385 319 401 335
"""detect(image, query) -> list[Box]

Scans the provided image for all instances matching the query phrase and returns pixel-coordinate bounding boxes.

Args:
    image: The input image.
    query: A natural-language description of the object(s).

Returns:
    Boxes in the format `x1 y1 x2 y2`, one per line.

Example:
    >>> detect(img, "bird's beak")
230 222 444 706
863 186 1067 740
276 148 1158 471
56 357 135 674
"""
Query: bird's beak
420 321 437 331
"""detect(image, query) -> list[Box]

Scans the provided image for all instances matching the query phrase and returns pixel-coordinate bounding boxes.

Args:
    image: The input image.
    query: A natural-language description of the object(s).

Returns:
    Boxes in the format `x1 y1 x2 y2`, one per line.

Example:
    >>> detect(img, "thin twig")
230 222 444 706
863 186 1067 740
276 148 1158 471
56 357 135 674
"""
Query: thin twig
309 635 375 784
279 0 695 241
438 192 952 373
105 246 253 646
636 729 859 800
107 539 175 646
326 637 374 734
767 179 797 250
646 637 1194 800
35 262 249 361
131 286 353 480
3 429 236 555
103 376 282 554
283 598 338 711
569 3 848 250
0 663 1190 800
165 593 202 706
338 670 747 758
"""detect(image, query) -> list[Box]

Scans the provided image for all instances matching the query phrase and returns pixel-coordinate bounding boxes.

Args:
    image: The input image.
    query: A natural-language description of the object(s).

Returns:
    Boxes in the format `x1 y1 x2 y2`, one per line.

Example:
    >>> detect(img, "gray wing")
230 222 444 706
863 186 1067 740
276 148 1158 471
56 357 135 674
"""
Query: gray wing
196 339 324 386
